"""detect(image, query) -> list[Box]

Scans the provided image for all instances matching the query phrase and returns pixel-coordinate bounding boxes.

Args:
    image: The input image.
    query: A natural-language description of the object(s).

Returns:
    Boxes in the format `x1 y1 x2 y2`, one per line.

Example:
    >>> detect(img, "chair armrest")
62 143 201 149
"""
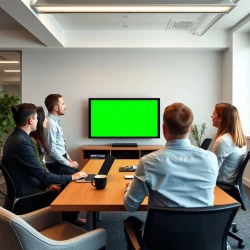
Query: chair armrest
123 220 141 250
217 181 233 187
217 181 237 191
14 190 58 215
52 228 107 250
20 206 63 232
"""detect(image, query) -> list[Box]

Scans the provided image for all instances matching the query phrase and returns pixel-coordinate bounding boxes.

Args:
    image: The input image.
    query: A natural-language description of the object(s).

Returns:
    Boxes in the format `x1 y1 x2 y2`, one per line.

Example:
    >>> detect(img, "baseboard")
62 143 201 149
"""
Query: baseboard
243 177 250 188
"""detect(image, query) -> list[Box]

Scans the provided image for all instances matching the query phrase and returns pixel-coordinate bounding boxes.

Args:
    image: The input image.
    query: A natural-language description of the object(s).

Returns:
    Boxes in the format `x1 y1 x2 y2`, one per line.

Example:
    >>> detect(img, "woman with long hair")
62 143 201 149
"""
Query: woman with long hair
211 103 247 183
30 106 61 192
30 106 87 225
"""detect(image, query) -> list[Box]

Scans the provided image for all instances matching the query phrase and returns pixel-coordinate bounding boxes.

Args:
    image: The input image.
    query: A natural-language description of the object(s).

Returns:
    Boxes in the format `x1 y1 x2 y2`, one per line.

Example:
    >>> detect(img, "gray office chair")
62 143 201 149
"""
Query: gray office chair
0 206 107 250
124 204 240 250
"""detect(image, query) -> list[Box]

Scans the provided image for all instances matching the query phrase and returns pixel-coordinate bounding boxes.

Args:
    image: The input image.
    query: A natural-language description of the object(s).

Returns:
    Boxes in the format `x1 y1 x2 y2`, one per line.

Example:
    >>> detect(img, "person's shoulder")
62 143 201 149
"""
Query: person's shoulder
141 147 166 162
30 136 38 145
215 133 233 146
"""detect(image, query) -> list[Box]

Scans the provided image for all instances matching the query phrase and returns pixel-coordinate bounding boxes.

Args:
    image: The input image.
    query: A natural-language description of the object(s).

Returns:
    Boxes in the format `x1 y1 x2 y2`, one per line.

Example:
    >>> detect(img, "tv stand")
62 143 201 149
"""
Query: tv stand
112 143 138 147
81 145 163 166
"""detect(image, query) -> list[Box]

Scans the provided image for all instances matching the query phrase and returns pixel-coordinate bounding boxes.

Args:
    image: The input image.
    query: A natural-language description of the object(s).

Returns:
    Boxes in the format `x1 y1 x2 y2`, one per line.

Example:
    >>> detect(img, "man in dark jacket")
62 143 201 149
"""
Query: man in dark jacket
2 103 87 196
2 103 87 225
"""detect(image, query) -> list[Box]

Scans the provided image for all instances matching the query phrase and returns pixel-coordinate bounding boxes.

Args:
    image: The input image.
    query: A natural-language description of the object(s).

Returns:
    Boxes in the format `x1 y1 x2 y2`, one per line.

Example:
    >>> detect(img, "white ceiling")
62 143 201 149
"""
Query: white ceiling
0 0 249 49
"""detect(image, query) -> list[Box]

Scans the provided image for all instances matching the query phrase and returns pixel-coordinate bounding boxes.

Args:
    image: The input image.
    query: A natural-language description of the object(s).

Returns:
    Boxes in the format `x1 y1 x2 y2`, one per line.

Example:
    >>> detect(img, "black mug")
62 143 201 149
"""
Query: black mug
91 175 107 190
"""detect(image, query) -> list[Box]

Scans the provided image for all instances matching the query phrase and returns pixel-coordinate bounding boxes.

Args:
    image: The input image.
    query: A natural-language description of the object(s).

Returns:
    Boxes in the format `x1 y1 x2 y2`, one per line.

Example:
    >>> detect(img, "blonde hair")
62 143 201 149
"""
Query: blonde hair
163 103 193 136
214 103 246 147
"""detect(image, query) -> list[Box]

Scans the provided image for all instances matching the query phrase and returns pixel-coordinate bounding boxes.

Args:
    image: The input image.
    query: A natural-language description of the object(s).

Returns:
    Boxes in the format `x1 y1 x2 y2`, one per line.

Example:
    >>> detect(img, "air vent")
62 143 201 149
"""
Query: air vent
166 20 196 30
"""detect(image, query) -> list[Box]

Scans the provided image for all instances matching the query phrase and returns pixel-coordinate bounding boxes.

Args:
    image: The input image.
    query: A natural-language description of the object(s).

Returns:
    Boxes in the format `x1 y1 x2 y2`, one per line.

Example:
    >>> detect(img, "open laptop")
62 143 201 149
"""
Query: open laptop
76 154 116 182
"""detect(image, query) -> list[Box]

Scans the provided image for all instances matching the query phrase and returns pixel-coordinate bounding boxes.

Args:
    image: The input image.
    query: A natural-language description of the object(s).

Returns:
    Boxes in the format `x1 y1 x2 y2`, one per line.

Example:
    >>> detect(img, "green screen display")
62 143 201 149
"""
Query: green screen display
89 98 160 138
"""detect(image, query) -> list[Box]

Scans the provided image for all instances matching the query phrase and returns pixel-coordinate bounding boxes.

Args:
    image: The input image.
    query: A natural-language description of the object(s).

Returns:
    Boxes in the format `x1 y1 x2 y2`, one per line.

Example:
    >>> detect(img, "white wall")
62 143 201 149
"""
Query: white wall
22 50 222 162
233 32 250 136
231 32 250 187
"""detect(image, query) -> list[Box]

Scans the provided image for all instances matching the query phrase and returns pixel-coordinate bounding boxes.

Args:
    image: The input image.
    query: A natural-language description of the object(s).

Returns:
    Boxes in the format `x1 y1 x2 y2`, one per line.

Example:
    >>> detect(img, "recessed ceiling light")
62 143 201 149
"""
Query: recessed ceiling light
123 25 129 28
0 61 19 64
4 70 21 73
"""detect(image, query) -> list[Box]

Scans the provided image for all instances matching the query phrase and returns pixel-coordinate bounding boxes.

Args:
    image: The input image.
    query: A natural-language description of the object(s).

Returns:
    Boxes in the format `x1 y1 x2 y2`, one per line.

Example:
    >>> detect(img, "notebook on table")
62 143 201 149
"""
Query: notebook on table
76 154 115 183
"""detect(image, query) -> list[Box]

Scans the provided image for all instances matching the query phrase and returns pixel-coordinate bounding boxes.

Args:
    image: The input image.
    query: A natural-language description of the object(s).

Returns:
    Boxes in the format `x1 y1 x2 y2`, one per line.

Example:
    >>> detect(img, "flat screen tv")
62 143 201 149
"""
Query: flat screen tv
89 98 160 138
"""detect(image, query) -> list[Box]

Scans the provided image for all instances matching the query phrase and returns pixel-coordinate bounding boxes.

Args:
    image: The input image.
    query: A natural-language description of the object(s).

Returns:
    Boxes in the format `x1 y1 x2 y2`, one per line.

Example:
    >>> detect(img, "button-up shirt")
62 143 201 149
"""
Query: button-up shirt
124 139 219 212
45 113 70 166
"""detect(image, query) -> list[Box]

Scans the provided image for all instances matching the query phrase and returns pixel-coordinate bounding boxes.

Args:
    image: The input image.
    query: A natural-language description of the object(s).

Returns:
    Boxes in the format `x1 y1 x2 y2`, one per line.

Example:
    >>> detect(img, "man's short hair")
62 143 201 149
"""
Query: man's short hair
163 103 193 136
44 94 62 113
11 103 36 127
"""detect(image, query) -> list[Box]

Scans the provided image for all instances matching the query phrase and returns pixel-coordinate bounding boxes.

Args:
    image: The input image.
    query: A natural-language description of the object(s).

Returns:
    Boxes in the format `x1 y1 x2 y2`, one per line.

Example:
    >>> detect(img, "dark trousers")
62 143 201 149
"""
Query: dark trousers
124 216 143 249
46 161 79 175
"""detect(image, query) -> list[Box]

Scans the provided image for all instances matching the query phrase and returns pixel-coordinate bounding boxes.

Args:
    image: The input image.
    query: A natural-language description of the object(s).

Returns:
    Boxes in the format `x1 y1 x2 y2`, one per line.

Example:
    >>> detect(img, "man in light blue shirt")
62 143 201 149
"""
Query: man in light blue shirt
123 103 219 248
45 94 79 175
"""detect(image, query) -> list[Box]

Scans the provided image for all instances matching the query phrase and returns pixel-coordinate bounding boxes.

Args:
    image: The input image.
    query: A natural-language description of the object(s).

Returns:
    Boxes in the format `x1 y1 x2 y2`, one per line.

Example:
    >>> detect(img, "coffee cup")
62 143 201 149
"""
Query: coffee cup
91 174 107 190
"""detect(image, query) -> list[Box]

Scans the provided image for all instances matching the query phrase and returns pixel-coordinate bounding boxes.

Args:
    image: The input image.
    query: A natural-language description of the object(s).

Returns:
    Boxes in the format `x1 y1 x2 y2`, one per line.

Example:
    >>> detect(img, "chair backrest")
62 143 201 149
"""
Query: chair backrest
0 206 24 250
0 161 17 212
235 151 250 210
143 204 240 250
200 138 212 150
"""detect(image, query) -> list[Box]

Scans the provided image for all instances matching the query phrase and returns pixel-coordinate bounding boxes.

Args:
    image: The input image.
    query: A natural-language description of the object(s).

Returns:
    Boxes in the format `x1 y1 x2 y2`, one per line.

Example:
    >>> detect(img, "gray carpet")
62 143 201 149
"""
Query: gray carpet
0 177 250 250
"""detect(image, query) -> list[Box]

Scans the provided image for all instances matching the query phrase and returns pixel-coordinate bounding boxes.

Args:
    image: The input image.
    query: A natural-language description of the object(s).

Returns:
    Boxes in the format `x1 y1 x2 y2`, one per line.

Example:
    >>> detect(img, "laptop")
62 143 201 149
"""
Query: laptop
76 154 115 183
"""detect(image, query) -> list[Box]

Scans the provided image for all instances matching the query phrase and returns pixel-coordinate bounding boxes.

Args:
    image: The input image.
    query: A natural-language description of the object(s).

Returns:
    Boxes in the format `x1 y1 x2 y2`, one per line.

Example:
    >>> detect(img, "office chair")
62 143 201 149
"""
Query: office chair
0 206 107 250
217 151 250 249
124 204 240 250
200 138 212 150
0 161 57 215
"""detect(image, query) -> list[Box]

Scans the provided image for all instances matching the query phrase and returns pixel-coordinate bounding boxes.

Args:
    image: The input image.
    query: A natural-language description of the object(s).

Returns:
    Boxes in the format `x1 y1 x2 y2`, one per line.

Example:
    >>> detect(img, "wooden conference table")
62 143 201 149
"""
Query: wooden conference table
50 159 238 229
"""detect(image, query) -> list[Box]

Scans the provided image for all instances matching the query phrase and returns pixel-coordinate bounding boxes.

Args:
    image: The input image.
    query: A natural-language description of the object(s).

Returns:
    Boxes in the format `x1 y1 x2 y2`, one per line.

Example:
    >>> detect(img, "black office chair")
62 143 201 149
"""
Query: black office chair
200 138 212 150
0 161 58 215
124 204 240 250
217 151 250 249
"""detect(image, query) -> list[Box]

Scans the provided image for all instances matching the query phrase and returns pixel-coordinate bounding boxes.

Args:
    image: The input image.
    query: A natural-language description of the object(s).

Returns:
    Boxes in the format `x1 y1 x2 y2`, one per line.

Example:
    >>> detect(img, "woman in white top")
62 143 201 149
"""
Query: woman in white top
211 103 247 184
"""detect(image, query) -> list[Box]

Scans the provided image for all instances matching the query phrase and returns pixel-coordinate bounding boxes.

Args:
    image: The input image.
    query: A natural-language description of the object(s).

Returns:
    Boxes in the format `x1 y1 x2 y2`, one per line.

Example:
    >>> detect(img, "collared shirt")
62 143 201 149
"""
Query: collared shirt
45 113 70 166
212 133 246 184
124 139 219 212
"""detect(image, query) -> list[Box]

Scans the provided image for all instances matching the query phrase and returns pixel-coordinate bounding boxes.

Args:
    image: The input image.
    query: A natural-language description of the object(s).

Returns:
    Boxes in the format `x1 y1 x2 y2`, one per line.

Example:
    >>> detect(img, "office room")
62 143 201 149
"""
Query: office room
0 0 250 249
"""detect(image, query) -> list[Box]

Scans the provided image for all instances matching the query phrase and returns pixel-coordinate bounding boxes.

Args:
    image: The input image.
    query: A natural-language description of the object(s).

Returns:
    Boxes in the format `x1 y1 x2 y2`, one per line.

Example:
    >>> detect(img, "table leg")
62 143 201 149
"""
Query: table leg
86 211 97 230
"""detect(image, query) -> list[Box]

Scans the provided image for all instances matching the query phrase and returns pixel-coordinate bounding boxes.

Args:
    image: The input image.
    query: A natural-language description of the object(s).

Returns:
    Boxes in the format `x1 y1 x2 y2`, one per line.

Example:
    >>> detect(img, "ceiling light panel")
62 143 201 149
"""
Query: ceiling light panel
0 61 19 63
32 0 236 13
4 70 21 72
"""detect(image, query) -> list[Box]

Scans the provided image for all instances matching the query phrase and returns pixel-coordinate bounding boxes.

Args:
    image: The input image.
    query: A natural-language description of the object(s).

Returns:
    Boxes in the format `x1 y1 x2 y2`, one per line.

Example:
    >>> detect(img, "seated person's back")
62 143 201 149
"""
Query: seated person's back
123 103 219 249
124 103 219 213
133 143 218 209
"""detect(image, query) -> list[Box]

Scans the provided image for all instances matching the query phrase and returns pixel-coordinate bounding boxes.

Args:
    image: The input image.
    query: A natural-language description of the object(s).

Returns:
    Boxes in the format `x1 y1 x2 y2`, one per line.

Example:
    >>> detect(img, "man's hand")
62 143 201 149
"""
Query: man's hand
69 161 79 168
48 184 62 193
72 171 88 181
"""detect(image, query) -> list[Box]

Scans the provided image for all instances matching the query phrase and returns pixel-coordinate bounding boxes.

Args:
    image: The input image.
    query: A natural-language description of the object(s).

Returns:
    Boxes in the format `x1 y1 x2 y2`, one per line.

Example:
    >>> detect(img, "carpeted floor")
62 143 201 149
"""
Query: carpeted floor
0 177 250 250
